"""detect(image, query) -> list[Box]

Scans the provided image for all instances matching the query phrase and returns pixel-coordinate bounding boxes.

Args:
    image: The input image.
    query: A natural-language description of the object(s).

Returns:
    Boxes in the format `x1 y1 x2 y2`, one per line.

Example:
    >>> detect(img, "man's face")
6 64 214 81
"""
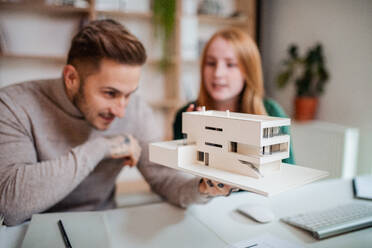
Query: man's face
73 59 141 130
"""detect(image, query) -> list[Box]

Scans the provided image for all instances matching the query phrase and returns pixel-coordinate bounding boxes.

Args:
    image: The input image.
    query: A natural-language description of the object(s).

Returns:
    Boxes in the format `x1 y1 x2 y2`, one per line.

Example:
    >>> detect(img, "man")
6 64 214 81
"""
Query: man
0 19 232 226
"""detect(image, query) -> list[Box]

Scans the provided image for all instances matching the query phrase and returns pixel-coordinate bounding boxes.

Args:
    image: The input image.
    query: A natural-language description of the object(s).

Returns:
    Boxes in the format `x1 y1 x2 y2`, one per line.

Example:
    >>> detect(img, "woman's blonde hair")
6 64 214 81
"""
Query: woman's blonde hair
197 28 267 115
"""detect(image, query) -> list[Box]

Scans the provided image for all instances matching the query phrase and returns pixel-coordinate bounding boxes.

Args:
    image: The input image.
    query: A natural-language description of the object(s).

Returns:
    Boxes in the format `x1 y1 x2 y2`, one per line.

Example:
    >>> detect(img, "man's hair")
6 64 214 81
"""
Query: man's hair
67 19 147 77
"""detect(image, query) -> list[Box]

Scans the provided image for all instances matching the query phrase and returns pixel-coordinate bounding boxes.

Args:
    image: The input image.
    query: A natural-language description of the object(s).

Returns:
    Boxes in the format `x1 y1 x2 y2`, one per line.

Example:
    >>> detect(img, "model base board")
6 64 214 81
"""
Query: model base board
149 140 329 196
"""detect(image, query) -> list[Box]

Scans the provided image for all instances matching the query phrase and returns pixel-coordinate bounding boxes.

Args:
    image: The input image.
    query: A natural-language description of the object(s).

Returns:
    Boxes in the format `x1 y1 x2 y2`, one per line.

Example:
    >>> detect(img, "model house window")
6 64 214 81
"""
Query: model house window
272 127 280 136
197 151 204 162
205 142 223 148
263 145 272 155
271 144 281 153
205 152 209 166
261 142 288 155
205 126 223 132
230 142 238 152
263 127 282 138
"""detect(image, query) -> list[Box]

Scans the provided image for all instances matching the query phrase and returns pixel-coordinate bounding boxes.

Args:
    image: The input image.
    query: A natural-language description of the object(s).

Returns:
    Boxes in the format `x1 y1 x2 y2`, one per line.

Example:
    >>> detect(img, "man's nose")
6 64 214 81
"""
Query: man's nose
111 97 127 118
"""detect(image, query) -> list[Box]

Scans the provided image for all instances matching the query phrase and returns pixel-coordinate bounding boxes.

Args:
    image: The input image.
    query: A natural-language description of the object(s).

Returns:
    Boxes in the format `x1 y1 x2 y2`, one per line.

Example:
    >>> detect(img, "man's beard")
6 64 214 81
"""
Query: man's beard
72 85 115 129
72 85 96 128
72 85 87 118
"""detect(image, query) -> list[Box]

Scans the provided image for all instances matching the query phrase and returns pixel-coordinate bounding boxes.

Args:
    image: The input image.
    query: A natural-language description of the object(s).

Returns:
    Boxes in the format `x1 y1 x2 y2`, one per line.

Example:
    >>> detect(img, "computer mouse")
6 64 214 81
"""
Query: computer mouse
237 204 275 223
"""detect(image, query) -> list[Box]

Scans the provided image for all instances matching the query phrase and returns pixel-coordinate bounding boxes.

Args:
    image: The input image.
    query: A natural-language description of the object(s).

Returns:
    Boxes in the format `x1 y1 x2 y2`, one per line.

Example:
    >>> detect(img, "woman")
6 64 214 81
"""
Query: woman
173 27 294 164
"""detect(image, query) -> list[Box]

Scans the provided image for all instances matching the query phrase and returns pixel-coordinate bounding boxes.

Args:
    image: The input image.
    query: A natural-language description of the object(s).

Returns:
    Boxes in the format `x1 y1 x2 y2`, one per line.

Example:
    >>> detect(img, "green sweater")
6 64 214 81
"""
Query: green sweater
173 99 295 164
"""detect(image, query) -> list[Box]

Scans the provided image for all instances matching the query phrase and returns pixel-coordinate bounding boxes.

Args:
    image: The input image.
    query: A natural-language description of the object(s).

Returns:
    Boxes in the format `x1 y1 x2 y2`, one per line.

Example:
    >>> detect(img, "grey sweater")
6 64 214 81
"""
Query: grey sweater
0 78 208 226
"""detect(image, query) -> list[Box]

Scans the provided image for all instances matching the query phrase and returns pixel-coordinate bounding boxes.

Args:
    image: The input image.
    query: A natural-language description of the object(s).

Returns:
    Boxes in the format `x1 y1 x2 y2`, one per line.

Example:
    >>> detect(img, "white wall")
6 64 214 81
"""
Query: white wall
260 0 372 174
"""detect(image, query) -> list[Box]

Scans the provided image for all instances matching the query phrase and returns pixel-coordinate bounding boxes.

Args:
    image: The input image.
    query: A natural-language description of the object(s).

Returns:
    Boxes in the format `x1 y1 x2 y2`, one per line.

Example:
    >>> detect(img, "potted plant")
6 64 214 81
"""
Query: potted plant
277 43 330 121
153 0 176 70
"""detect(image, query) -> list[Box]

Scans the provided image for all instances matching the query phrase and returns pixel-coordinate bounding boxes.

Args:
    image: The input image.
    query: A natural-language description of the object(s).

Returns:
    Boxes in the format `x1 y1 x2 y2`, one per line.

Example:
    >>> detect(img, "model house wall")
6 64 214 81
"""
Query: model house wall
149 110 328 196
150 110 328 196
181 110 291 178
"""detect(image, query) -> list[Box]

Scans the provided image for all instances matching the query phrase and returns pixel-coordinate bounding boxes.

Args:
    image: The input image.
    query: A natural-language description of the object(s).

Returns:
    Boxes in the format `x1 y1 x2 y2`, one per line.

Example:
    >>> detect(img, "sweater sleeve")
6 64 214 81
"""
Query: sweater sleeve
0 97 109 226
136 100 210 208
264 99 295 164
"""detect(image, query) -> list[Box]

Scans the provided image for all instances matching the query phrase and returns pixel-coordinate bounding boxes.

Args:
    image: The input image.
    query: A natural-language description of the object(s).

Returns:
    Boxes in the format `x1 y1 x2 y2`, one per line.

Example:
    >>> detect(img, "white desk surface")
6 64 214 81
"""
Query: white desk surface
1 178 371 248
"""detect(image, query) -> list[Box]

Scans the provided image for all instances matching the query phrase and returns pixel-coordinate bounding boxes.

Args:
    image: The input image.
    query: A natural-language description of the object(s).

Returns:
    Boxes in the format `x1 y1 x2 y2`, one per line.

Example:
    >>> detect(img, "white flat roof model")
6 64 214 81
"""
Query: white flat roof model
185 110 291 127
150 111 327 196
187 110 289 122
149 140 329 197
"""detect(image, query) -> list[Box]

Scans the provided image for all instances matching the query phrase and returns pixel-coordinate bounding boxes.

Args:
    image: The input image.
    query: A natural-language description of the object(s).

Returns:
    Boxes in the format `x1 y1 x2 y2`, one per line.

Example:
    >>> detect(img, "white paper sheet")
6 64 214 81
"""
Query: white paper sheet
21 212 111 248
226 234 304 248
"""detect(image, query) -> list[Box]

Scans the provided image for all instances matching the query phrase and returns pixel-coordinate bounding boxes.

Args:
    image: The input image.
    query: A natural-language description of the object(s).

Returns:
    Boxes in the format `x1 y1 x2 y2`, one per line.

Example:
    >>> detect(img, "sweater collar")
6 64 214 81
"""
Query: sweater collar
50 78 84 118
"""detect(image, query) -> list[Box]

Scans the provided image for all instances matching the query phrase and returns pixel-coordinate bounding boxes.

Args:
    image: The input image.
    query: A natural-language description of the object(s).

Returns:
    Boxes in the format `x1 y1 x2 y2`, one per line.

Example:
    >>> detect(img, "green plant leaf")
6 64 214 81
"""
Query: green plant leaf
276 43 330 97
277 70 291 88
153 0 176 71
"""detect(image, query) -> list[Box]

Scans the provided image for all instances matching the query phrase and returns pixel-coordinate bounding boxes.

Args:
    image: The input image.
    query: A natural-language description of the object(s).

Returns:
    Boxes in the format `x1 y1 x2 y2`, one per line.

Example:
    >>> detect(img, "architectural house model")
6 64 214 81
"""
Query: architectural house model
150 109 328 196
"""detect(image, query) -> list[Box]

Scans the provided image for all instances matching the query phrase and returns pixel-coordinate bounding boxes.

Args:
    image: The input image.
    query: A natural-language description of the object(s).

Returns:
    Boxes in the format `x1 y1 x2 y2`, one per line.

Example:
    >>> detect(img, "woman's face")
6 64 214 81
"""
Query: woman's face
203 37 245 102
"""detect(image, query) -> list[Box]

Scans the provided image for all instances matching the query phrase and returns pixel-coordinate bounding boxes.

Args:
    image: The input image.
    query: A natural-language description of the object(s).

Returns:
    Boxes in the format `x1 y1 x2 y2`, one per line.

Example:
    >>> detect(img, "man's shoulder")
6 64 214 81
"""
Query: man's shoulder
0 78 61 120
0 78 58 100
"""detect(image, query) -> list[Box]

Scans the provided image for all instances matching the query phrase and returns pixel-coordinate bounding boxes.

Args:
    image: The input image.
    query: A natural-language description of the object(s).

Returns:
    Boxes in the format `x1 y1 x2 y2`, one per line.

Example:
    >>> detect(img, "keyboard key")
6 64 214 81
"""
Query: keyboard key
281 203 372 239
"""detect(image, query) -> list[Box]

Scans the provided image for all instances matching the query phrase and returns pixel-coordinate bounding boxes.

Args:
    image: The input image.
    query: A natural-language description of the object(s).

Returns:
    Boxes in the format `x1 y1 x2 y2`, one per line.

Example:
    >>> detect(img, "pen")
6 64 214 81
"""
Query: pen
58 219 73 248
245 244 258 248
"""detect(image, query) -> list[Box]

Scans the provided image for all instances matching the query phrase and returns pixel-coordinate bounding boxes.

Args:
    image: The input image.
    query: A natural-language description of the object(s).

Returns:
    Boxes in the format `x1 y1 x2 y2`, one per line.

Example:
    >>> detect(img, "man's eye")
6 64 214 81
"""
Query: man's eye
105 91 116 97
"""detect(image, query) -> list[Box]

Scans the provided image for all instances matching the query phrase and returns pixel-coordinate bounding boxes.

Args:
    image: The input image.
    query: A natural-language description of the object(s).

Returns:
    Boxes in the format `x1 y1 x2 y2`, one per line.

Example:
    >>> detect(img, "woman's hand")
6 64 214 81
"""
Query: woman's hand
186 104 202 112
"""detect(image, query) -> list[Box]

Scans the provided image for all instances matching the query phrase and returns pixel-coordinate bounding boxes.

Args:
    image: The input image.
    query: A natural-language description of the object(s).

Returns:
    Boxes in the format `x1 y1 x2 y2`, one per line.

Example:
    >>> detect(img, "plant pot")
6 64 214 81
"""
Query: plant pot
294 97 318 121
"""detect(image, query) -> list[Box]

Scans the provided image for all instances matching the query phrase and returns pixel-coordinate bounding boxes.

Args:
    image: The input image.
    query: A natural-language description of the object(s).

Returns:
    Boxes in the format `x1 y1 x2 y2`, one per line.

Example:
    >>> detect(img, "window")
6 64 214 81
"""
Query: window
263 145 272 155
205 126 223 132
261 142 288 155
263 127 282 138
272 127 280 136
271 144 281 153
197 151 204 162
205 152 209 166
205 142 223 148
230 142 237 153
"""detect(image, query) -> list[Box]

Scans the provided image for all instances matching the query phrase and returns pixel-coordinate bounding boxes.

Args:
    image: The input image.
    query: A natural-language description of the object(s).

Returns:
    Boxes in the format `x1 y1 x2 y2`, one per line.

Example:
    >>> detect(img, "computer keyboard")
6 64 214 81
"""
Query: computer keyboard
281 203 372 239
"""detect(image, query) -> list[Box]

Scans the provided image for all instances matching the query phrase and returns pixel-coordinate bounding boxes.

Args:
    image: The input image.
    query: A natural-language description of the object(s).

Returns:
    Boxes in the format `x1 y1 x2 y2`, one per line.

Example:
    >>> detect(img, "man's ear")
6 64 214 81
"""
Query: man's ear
63 65 80 98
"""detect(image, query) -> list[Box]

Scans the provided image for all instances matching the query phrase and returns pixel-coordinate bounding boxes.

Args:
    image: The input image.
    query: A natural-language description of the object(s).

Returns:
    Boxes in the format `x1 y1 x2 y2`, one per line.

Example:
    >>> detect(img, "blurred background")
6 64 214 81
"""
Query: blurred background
0 0 371 187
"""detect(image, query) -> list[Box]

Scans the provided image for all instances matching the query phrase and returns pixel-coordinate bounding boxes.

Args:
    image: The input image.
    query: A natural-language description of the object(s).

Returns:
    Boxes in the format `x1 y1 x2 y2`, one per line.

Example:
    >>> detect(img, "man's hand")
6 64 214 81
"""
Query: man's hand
199 178 239 197
106 135 142 167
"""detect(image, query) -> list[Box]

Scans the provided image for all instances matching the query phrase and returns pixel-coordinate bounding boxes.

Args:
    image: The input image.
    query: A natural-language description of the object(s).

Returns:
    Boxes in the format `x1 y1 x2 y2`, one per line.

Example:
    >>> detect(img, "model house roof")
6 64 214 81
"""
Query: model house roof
185 110 290 127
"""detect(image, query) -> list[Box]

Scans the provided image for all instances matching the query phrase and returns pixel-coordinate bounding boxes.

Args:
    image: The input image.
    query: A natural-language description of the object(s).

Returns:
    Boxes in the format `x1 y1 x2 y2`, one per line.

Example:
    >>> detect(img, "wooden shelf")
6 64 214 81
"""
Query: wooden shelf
0 2 90 14
0 53 172 66
97 10 152 19
0 0 257 140
149 99 182 109
1 53 66 63
198 14 248 26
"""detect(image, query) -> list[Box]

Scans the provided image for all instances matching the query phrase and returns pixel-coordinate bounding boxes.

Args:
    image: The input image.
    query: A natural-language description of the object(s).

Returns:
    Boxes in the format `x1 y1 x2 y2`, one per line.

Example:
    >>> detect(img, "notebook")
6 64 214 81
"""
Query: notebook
353 175 372 200
21 211 112 248
21 205 228 248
